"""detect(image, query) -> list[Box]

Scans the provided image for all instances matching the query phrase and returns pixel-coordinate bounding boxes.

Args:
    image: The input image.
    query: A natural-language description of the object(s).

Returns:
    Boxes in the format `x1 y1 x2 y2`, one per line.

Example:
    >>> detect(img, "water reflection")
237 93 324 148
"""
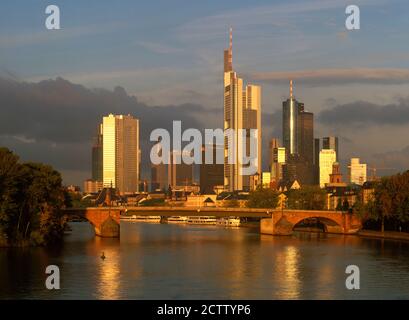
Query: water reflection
1 222 409 299
94 237 121 299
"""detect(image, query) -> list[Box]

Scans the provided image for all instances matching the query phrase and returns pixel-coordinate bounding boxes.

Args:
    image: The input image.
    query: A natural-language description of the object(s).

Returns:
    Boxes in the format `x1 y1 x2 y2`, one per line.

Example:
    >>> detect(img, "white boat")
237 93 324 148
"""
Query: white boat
217 217 241 227
167 216 189 223
120 215 161 222
187 216 217 225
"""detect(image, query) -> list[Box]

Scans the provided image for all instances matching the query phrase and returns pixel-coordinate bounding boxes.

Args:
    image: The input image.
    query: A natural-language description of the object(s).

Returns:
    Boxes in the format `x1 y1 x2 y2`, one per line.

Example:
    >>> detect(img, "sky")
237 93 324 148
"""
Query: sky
1 0 409 186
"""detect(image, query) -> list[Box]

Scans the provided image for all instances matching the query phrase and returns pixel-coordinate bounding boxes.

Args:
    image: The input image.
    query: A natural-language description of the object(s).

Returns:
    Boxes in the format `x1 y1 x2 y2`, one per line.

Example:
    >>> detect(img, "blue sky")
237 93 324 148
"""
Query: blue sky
1 0 409 184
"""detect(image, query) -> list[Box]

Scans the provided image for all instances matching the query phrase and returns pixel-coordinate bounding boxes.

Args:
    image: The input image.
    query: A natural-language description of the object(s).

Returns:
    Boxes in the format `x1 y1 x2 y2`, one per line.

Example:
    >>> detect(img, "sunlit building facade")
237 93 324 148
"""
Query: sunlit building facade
319 149 336 188
223 28 261 191
349 158 367 185
102 114 140 194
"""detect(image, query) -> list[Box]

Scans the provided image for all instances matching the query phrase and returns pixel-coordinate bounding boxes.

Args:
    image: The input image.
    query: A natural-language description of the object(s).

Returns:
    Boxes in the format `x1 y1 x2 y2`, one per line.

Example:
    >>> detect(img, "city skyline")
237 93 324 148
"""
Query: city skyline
1 0 409 185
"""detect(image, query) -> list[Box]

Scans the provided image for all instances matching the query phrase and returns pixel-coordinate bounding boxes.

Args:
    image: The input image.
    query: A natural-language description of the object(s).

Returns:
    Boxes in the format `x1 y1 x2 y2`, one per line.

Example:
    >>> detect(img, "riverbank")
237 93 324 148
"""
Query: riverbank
358 230 409 242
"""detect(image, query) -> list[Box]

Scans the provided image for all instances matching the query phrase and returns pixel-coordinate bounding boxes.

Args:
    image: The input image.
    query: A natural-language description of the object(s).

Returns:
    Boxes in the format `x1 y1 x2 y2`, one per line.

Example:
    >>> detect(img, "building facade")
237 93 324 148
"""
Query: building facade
323 137 339 161
349 158 367 185
319 149 336 188
200 144 224 194
102 114 140 194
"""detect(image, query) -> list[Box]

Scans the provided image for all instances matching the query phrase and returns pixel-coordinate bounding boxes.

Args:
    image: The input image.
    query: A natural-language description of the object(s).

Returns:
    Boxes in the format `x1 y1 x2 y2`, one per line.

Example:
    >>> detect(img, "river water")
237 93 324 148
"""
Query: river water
1 221 409 299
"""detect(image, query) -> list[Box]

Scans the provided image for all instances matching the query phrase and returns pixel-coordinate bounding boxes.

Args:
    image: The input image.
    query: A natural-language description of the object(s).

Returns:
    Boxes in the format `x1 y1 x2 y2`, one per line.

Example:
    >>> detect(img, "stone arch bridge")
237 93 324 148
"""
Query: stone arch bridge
63 207 362 238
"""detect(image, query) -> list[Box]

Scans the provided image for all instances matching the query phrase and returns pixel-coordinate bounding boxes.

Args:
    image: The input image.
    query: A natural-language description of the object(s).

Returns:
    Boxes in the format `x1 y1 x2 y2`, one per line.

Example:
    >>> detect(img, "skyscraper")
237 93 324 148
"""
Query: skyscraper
319 149 336 188
282 80 314 185
282 80 299 156
269 138 285 184
349 158 367 185
323 137 339 161
168 150 194 188
102 114 140 194
200 144 224 194
223 28 261 191
92 124 103 182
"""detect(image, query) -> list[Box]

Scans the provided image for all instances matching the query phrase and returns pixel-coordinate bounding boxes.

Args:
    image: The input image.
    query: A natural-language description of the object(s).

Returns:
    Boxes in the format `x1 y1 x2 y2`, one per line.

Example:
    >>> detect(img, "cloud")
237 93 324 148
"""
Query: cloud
318 97 409 126
248 68 409 87
176 0 385 42
0 77 219 184
136 41 182 54
0 22 128 49
372 146 409 174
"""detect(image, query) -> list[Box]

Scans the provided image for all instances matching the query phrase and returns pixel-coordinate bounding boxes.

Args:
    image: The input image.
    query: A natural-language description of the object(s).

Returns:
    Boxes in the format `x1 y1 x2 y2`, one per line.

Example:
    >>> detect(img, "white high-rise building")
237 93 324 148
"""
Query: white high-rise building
319 149 336 188
223 28 261 191
102 114 140 194
349 158 367 185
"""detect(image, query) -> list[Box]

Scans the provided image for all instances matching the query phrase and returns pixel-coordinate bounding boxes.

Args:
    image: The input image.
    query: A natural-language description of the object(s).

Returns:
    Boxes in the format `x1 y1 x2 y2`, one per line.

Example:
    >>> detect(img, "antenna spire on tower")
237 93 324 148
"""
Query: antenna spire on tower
290 79 293 98
229 27 233 52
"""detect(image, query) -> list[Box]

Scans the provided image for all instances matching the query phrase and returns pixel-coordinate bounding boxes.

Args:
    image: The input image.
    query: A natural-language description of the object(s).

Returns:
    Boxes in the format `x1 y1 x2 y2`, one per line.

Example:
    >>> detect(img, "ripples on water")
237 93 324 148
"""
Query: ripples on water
1 222 409 299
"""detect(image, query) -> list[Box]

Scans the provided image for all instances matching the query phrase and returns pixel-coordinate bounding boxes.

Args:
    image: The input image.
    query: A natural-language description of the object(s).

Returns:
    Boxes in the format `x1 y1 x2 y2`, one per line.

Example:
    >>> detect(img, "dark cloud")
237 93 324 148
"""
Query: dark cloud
0 77 218 184
372 146 409 174
318 97 409 126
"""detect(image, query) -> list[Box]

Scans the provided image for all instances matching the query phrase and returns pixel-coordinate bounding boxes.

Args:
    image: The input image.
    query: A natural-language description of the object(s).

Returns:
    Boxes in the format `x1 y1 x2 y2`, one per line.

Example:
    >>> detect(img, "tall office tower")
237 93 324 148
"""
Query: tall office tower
102 114 140 194
269 138 280 171
323 137 339 161
169 150 194 188
298 106 314 164
319 149 336 188
200 144 224 194
282 80 299 156
92 124 103 182
269 138 285 184
223 28 261 191
349 158 367 185
282 80 314 185
151 163 168 191
313 138 321 185
242 84 262 190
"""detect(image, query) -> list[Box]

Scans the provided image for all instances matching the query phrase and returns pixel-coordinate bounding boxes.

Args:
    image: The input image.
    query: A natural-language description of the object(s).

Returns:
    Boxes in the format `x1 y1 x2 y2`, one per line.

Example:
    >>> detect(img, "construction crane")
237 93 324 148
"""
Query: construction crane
367 166 396 181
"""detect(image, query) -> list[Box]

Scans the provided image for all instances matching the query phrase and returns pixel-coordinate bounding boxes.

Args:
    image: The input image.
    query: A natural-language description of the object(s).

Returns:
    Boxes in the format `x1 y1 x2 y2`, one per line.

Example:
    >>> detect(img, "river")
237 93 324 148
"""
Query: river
1 221 409 299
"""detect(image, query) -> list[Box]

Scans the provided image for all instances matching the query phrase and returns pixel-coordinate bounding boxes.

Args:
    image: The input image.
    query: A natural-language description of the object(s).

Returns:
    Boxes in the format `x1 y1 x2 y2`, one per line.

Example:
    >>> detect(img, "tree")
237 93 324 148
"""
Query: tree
286 186 326 210
246 186 279 209
0 148 66 246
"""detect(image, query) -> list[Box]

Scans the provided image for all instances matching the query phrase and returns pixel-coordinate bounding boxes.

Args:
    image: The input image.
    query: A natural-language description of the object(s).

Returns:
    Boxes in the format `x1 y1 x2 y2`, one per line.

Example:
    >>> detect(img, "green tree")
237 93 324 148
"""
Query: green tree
286 186 326 210
0 148 66 246
246 187 279 209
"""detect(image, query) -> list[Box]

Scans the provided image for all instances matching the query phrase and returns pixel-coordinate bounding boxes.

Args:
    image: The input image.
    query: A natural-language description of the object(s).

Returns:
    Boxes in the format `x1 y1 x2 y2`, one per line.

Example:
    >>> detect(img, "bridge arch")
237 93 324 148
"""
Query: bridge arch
292 216 343 233
261 209 362 236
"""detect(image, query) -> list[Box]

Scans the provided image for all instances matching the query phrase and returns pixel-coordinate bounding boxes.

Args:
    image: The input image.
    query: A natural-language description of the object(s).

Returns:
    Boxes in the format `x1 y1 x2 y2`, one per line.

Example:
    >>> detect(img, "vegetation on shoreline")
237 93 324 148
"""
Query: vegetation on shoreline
362 171 409 233
0 148 67 247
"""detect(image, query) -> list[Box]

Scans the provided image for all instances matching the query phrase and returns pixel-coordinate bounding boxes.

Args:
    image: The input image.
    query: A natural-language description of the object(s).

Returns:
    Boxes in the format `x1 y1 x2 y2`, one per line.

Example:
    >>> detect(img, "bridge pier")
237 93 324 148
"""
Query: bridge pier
84 208 121 238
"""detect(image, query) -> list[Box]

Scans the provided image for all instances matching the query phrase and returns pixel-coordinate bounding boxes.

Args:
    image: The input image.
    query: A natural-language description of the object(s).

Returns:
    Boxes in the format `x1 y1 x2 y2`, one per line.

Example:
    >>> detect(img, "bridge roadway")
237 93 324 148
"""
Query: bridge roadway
123 206 273 218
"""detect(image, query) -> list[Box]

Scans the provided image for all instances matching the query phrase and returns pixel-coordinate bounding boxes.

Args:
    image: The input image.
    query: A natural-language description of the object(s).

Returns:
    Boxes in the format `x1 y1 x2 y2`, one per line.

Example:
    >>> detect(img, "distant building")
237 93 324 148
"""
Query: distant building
326 162 347 188
92 125 103 182
349 158 367 185
269 138 285 184
319 149 336 188
262 172 271 188
169 150 194 188
313 138 320 185
323 137 339 161
102 114 140 194
83 179 103 194
200 144 224 194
